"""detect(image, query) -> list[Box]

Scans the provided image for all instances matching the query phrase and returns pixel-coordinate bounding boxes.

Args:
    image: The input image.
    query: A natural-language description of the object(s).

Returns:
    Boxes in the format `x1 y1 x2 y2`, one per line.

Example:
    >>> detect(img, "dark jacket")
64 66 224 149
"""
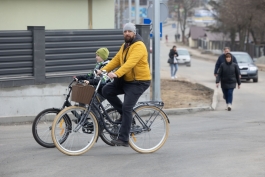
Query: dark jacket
214 53 238 74
216 58 241 89
76 60 110 85
168 49 179 64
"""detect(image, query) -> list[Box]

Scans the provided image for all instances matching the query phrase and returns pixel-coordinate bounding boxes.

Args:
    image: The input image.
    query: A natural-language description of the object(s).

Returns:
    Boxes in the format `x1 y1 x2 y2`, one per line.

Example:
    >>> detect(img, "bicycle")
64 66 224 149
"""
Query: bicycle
51 71 170 155
32 80 117 148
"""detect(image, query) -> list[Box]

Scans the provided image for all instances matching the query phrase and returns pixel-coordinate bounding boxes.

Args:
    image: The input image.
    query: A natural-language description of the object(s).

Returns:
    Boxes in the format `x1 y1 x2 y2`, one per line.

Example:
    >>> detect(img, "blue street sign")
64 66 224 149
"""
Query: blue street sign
143 18 151 24
143 18 162 38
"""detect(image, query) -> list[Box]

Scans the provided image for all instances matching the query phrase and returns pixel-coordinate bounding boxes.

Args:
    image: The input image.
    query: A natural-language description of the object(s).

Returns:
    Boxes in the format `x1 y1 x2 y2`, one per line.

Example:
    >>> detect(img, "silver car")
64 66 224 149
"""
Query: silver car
177 48 191 67
230 51 258 82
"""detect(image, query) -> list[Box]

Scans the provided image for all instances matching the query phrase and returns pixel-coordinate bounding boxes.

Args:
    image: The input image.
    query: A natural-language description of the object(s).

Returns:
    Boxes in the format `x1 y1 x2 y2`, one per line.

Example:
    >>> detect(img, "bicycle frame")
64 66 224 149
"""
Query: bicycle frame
73 72 155 136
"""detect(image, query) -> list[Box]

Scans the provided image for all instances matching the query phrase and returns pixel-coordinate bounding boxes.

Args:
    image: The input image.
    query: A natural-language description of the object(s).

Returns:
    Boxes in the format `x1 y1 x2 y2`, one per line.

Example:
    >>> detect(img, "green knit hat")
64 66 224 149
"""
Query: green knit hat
96 47 109 60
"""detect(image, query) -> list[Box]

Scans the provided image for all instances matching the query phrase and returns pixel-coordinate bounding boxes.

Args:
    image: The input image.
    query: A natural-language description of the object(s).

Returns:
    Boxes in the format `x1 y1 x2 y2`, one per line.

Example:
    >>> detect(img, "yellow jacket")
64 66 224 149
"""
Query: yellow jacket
102 35 151 82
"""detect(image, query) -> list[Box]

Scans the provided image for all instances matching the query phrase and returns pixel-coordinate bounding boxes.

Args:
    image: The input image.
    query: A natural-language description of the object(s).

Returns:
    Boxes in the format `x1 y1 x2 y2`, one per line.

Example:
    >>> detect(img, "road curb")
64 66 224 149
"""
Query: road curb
164 106 213 116
0 106 214 125
0 116 35 125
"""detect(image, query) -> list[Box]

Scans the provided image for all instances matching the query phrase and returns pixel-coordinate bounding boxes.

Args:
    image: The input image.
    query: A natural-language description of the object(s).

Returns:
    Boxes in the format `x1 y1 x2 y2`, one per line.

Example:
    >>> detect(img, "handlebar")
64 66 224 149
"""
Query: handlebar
94 69 108 78
68 79 85 88
68 79 76 88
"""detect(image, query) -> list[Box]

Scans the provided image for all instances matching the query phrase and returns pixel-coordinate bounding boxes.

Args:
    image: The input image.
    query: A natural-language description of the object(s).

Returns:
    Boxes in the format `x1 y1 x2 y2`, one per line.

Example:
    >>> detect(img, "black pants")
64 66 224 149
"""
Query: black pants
102 80 150 142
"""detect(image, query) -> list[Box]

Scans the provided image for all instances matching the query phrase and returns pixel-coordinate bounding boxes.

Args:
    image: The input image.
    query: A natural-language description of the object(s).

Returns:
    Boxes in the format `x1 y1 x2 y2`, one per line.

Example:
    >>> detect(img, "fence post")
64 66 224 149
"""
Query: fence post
27 26 45 84
135 24 151 63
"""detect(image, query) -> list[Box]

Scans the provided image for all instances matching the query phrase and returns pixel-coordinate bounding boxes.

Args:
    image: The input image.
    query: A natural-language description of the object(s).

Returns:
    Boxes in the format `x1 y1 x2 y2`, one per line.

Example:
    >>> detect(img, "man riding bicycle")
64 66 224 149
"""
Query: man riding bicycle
97 23 151 147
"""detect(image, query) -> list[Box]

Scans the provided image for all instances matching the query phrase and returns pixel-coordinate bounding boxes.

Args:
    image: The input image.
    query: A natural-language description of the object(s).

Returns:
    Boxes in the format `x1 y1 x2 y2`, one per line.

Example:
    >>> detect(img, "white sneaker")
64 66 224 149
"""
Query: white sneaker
228 104 232 111
174 76 178 79
171 77 174 79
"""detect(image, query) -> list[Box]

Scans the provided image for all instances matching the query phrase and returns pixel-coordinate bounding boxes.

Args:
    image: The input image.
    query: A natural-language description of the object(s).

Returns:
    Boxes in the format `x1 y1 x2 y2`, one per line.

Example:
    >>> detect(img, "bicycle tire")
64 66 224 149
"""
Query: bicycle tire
99 108 120 146
129 105 169 153
32 108 61 148
51 106 98 156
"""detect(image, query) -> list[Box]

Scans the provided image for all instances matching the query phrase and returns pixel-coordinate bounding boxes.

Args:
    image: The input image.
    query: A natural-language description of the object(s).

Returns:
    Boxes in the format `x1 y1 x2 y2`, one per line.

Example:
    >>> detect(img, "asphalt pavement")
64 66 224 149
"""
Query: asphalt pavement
1 25 265 177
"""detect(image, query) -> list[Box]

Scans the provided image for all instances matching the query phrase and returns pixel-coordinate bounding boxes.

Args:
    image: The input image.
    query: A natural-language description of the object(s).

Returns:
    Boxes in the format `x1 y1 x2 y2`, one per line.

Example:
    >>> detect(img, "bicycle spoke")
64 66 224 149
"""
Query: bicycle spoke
51 106 98 155
129 105 169 153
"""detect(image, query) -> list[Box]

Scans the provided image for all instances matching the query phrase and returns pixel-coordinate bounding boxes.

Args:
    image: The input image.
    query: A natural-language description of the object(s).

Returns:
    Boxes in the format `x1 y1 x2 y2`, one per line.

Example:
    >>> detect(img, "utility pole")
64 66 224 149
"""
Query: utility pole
176 4 180 42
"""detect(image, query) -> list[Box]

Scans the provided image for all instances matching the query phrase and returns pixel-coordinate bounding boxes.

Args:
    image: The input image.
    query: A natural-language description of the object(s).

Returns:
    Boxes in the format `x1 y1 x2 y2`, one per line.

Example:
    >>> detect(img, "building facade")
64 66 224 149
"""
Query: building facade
0 0 115 30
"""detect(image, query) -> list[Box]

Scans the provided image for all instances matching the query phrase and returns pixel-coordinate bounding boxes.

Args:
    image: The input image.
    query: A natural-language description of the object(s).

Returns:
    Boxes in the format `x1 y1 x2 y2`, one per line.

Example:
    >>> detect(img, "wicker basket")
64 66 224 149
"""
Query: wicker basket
71 84 95 104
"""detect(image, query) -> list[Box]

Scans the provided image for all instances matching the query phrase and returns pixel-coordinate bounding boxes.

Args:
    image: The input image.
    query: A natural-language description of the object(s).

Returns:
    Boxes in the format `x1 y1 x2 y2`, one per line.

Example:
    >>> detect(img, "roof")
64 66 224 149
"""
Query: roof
189 25 247 42
189 25 205 40
204 31 230 41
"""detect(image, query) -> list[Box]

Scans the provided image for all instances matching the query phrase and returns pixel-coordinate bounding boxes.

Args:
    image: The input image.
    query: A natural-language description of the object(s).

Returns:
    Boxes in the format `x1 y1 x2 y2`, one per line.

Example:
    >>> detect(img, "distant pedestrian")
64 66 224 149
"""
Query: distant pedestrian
165 34 168 43
168 45 179 79
214 47 240 100
216 53 241 111
177 33 180 41
214 47 238 77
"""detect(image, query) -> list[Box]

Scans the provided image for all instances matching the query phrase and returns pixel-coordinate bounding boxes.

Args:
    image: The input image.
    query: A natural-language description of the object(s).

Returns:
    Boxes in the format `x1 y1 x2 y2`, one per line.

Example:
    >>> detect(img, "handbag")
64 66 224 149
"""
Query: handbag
173 56 178 63
167 58 172 64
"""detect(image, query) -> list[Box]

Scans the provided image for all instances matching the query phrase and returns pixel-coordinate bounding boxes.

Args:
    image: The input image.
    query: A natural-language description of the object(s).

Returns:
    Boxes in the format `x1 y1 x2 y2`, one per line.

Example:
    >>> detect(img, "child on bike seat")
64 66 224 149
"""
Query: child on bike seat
74 47 110 98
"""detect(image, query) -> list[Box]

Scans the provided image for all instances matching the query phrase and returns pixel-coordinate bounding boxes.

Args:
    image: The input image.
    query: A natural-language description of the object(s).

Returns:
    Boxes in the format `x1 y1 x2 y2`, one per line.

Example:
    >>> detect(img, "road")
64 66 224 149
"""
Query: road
162 20 190 44
1 27 265 176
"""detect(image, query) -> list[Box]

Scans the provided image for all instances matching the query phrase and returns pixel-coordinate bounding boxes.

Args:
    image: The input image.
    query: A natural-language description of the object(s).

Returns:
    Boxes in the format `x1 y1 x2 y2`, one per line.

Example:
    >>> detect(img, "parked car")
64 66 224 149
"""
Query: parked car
177 48 191 67
230 51 258 82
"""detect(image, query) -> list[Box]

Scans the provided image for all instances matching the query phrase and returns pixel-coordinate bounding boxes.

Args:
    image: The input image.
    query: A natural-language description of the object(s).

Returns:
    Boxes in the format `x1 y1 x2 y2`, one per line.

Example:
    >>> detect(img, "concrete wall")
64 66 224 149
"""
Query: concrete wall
0 0 115 30
0 83 150 121
0 83 69 119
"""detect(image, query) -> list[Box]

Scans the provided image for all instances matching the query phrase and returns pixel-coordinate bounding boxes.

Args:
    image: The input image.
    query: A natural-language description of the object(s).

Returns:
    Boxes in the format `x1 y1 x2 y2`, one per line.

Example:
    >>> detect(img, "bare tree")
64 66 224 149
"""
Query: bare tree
248 0 265 44
209 0 265 50
175 0 198 44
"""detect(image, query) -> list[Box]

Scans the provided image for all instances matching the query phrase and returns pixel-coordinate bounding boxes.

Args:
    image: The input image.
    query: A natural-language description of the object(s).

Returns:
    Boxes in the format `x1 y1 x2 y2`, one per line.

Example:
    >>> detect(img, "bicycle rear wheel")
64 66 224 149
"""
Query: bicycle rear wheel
51 106 98 156
129 105 169 153
32 108 61 148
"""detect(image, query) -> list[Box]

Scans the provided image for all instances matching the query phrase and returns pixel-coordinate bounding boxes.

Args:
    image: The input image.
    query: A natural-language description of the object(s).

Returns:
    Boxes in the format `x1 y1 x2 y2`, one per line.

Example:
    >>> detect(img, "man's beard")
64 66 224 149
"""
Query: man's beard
124 35 134 43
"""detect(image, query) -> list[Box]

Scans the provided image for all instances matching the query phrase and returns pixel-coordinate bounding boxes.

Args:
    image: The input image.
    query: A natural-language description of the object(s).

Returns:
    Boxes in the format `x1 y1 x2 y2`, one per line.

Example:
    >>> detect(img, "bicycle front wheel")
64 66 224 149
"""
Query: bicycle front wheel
32 108 61 148
129 105 169 153
51 106 98 156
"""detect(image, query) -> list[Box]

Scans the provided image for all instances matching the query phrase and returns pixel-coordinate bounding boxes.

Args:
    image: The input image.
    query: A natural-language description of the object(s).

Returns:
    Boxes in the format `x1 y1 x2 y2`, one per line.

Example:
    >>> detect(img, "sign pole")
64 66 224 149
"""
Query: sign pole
128 0 131 22
135 0 140 24
152 0 161 101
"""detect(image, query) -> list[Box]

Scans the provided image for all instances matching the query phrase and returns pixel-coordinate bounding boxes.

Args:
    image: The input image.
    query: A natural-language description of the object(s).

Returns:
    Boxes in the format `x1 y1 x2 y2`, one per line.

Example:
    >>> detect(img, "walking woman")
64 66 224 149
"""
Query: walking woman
216 53 241 111
168 45 179 79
